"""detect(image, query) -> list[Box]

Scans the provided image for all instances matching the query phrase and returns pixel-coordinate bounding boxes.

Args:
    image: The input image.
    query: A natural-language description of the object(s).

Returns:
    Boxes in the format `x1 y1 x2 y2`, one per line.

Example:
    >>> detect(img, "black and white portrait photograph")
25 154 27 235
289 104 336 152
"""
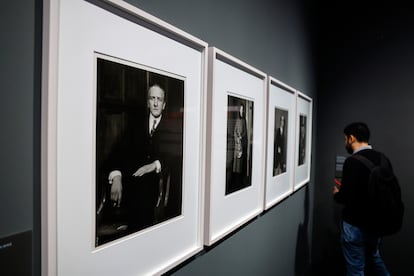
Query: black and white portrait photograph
225 95 254 195
95 56 184 246
298 114 307 166
273 108 288 176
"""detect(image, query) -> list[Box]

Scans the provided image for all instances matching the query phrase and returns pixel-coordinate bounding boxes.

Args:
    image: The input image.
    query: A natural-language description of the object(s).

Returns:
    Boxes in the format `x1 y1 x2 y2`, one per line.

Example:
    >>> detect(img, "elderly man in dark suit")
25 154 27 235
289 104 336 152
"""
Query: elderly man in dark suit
109 84 173 231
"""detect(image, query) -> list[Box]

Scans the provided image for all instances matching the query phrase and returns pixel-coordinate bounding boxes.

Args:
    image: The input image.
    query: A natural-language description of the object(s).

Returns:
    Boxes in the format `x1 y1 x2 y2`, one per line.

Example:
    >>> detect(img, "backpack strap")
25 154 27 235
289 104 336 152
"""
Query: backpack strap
351 154 375 170
352 153 391 171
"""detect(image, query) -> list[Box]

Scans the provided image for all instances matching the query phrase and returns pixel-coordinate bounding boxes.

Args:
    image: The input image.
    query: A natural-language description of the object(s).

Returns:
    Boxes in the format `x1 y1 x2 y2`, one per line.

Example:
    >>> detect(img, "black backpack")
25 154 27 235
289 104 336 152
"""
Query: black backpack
352 154 404 236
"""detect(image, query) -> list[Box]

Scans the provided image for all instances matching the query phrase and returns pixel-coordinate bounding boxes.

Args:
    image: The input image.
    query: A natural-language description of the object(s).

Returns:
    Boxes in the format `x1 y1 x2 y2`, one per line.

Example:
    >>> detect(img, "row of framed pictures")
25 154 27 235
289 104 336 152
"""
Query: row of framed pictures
205 49 312 245
41 0 312 275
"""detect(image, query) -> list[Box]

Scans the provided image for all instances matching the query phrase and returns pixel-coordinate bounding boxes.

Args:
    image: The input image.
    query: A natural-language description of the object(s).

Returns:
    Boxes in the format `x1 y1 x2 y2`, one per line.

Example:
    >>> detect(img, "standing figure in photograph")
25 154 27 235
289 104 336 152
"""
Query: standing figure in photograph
298 115 307 165
231 103 248 189
109 84 172 231
274 114 286 175
225 96 254 195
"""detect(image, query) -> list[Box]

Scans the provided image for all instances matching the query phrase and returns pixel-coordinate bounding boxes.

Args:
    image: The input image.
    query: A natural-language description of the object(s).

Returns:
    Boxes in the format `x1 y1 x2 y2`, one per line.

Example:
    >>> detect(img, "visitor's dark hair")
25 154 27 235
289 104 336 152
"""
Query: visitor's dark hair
343 122 370 142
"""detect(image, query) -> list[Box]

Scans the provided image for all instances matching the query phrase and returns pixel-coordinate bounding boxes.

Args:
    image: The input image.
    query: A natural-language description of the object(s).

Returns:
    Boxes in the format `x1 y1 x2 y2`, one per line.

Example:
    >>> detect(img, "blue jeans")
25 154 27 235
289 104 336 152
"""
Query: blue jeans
341 221 390 276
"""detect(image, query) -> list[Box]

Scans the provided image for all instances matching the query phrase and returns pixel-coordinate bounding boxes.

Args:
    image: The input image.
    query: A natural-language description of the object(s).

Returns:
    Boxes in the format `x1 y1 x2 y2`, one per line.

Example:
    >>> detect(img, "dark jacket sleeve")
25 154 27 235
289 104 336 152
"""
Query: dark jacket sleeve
334 157 356 205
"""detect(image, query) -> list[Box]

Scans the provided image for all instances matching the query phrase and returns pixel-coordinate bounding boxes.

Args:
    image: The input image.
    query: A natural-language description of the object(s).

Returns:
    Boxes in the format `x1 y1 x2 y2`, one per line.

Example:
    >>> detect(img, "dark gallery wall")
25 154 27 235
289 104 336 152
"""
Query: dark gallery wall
0 0 36 238
312 1 414 275
0 0 42 275
122 0 316 275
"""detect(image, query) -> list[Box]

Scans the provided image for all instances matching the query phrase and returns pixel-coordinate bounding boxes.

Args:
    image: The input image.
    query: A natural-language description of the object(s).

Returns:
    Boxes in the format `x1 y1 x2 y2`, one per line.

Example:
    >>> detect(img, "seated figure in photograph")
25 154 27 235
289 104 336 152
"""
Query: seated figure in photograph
104 84 180 237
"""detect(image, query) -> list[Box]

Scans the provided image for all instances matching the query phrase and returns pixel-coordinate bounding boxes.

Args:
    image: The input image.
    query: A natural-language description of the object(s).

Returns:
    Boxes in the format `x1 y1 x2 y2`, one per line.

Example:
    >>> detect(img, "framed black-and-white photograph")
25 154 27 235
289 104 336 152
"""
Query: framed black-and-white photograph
204 47 266 246
95 55 185 246
294 91 313 190
42 0 207 275
264 77 296 210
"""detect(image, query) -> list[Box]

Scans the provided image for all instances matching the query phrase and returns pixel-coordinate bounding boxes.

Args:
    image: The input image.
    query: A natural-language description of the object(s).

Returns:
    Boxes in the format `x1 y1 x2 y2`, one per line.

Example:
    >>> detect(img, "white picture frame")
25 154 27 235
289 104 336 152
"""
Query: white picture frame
204 47 266 246
42 0 207 275
264 77 297 210
294 91 313 190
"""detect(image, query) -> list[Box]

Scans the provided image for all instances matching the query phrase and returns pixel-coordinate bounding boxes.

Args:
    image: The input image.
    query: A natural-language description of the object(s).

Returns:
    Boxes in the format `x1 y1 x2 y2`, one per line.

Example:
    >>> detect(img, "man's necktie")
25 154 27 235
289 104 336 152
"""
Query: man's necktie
150 119 156 136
